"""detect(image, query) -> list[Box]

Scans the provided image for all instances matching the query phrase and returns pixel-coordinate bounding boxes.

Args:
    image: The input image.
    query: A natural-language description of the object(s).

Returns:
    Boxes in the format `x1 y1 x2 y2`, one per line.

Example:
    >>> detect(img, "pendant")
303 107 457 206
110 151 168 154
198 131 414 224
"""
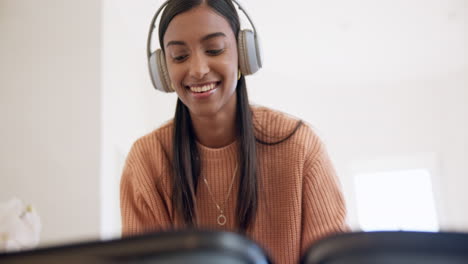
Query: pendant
217 214 227 226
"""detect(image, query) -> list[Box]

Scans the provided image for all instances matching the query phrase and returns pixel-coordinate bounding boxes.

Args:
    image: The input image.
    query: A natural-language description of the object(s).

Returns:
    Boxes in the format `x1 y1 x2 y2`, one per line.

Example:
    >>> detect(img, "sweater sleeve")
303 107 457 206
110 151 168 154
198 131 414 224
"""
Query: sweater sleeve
300 138 349 254
120 141 172 237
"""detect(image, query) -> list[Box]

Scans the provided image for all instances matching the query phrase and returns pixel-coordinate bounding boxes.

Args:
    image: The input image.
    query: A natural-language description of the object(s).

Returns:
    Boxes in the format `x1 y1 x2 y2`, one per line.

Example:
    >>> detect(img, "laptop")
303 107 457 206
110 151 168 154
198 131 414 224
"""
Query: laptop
0 230 271 264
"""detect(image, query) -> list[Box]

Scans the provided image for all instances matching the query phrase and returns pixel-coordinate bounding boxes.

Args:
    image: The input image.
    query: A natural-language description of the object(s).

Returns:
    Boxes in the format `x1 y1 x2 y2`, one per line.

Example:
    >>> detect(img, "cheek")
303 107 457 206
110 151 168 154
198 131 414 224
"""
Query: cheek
166 63 184 86
218 54 239 81
167 68 188 100
216 62 238 96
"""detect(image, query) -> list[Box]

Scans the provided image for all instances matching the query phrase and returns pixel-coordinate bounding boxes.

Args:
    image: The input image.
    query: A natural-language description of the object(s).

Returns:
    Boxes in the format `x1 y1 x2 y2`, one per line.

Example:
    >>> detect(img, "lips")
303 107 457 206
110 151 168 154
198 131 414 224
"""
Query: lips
186 81 220 93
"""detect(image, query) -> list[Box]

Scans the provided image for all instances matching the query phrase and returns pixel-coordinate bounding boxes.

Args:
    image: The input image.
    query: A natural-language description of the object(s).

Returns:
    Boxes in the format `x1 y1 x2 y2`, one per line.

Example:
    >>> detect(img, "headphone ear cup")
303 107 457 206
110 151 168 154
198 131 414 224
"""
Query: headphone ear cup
148 49 174 92
238 29 262 76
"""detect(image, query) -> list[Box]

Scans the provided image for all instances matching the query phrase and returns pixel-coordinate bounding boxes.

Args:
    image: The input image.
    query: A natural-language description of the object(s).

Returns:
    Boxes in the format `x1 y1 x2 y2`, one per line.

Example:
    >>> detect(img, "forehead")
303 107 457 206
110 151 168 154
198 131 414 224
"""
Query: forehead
163 5 236 44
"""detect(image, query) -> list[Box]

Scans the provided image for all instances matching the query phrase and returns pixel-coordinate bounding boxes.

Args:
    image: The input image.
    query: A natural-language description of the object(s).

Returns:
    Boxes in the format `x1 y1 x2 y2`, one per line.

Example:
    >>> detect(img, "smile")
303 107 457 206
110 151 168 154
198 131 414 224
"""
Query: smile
186 82 220 93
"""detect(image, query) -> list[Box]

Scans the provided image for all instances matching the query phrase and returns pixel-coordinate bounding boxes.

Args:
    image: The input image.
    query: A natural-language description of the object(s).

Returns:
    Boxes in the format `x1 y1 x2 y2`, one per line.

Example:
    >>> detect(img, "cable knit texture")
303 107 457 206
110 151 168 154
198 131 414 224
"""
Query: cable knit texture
120 106 348 263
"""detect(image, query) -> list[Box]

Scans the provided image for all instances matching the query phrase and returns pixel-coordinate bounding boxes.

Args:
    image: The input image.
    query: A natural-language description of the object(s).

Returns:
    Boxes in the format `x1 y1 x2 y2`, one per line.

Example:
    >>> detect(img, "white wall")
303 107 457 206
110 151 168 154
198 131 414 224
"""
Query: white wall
0 0 102 246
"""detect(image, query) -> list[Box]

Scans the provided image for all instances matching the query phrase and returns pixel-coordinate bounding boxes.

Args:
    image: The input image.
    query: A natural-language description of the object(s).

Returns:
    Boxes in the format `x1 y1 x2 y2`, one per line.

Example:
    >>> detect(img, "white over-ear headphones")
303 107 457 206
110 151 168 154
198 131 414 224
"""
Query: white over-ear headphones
147 0 262 93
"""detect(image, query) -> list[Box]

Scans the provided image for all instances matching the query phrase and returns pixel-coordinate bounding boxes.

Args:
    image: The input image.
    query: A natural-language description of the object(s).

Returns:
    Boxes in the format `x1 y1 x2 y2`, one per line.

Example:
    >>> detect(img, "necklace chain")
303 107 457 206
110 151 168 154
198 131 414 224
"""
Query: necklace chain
203 163 238 226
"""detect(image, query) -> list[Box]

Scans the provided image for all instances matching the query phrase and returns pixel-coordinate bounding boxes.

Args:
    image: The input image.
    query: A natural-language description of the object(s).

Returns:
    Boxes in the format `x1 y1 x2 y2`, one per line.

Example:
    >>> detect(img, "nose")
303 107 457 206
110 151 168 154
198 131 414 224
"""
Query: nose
189 52 209 79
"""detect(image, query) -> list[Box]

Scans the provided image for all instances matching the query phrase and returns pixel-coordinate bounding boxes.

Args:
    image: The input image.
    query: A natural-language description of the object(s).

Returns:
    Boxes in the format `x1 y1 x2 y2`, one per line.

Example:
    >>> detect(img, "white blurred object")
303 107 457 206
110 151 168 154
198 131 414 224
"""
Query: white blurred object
0 198 41 252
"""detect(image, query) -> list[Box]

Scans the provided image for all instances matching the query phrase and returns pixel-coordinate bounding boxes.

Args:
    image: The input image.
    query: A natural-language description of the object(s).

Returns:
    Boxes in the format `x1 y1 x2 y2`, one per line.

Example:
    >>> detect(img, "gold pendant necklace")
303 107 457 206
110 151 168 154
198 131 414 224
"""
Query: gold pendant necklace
203 163 238 226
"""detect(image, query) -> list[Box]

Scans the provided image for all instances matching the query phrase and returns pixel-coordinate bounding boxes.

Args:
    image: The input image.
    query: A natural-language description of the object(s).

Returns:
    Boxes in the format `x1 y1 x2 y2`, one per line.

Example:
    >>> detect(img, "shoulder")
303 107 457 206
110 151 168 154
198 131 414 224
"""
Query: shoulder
252 105 323 158
251 105 299 133
125 119 174 170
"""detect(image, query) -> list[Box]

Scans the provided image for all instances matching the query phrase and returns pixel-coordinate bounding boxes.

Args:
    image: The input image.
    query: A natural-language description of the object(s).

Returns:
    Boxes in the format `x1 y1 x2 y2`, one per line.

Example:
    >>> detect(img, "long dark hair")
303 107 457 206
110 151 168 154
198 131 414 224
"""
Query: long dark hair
158 0 301 232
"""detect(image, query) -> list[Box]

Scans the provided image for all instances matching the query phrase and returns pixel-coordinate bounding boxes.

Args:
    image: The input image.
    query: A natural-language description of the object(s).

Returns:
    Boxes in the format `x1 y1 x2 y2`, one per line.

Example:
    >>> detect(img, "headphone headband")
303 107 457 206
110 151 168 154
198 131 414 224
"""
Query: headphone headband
147 0 259 60
146 0 170 58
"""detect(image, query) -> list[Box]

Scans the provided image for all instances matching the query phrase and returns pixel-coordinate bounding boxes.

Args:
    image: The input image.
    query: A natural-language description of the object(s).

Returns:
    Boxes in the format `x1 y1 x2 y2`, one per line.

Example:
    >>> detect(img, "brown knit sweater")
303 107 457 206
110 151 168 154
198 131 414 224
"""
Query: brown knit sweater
120 106 348 263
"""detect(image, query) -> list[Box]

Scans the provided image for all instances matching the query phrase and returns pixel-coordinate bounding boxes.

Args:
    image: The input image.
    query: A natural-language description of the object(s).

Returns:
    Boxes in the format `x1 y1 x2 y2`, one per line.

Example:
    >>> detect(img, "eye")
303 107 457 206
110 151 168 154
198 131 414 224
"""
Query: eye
206 49 224 56
173 55 188 62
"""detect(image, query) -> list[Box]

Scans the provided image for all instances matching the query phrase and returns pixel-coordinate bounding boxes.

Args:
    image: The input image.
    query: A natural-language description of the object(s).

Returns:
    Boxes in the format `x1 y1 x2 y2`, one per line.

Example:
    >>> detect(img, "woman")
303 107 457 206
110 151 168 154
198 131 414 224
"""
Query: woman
120 0 348 263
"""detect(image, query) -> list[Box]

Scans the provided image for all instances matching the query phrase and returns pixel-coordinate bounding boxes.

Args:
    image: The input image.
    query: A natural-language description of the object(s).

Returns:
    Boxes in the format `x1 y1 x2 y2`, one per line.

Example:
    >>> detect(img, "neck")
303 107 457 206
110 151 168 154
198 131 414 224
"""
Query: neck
190 93 238 148
191 109 237 148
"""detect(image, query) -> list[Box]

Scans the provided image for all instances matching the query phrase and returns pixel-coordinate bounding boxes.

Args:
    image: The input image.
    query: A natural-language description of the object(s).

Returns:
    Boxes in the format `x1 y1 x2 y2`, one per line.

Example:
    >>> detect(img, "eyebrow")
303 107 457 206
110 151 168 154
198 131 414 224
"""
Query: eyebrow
201 32 226 42
166 32 227 48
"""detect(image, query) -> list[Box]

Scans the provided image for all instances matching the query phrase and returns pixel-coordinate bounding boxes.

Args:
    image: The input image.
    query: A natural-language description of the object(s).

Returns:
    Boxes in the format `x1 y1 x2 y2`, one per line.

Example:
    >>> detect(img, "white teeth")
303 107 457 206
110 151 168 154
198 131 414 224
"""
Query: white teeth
189 83 216 93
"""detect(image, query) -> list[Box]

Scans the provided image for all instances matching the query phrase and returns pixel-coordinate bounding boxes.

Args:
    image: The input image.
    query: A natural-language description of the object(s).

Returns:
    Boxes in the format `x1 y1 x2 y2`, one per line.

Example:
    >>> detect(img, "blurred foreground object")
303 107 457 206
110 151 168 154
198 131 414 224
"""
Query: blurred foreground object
301 231 468 264
0 198 41 252
0 230 271 263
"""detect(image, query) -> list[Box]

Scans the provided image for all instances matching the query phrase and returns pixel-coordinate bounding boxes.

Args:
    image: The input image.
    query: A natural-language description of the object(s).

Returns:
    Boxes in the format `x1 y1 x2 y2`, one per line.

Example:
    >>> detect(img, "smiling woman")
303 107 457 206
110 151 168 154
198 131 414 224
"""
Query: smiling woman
120 0 349 263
